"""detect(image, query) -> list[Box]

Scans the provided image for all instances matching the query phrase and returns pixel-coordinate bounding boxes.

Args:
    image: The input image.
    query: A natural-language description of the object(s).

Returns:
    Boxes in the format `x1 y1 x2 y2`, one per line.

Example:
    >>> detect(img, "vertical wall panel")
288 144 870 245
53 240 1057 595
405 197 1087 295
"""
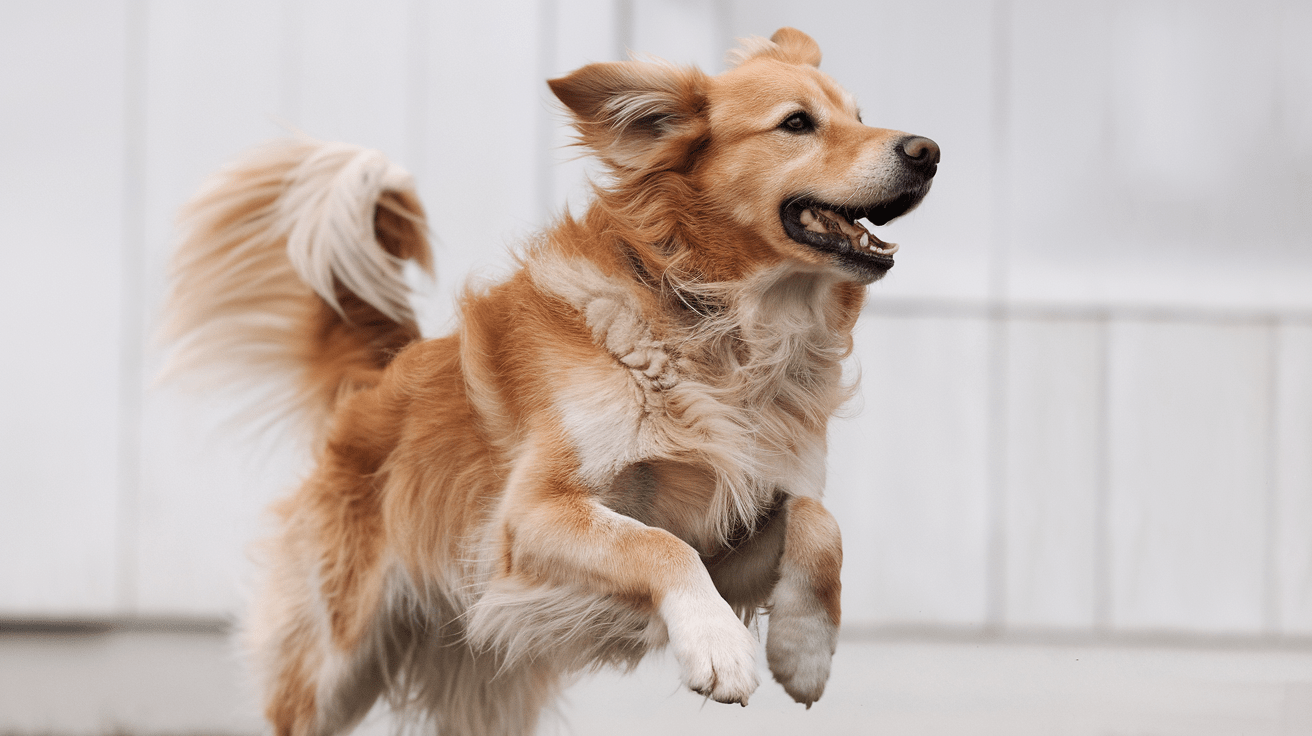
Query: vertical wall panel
1005 1 1114 306
1003 318 1103 630
0 0 1304 640
1107 321 1271 633
1276 322 1312 635
545 0 621 218
0 2 128 615
828 314 991 627
135 0 292 615
1280 0 1312 163
631 0 726 72
295 0 413 159
1008 0 1312 311
417 0 544 333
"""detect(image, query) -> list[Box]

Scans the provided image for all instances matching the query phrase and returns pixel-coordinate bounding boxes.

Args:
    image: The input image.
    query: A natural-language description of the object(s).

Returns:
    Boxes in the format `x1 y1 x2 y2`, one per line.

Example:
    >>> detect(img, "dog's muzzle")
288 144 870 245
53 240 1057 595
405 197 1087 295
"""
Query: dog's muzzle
779 134 939 284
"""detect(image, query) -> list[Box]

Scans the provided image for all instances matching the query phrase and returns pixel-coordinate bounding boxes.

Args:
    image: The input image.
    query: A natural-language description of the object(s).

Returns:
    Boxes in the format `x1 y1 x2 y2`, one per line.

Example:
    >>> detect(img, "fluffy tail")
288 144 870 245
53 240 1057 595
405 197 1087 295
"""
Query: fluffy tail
161 138 431 433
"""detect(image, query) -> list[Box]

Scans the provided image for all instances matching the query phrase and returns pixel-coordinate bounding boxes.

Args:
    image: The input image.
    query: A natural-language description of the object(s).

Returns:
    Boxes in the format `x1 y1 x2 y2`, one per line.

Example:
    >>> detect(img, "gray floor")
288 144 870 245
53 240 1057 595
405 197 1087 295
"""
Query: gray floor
0 622 261 735
4 625 1312 736
548 637 1312 736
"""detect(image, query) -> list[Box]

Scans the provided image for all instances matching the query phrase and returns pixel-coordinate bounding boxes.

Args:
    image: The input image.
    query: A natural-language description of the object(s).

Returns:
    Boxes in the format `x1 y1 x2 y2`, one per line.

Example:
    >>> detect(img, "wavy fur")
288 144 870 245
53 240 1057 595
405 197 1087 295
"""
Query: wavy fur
163 28 936 736
163 137 430 431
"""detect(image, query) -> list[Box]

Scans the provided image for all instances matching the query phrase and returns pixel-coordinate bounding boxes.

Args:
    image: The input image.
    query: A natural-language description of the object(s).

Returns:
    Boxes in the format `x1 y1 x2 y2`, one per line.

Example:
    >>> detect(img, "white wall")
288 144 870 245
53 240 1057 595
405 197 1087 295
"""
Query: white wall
2 0 1310 640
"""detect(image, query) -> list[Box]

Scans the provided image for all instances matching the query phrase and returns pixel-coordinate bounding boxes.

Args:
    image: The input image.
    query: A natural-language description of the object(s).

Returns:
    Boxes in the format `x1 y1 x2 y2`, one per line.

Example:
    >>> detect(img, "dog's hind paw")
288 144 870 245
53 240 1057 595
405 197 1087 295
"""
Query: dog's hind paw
662 592 760 705
766 608 837 707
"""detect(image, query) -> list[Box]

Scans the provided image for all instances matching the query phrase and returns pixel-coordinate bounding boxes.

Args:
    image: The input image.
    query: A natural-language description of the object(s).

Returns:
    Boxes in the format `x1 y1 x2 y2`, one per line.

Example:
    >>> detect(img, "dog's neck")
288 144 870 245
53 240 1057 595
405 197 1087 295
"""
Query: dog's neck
537 205 863 414
529 225 862 518
669 264 858 420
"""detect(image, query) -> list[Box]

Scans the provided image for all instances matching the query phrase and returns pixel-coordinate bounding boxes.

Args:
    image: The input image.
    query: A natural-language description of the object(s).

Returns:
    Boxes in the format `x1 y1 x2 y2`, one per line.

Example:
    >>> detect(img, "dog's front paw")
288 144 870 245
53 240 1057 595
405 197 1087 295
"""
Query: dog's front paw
766 608 838 707
662 592 760 705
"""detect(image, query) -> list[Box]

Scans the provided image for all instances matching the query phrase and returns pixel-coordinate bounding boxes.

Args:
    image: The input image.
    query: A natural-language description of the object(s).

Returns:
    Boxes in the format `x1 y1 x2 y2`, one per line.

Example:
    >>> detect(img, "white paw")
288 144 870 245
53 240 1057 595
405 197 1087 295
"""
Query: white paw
766 609 837 707
662 592 760 705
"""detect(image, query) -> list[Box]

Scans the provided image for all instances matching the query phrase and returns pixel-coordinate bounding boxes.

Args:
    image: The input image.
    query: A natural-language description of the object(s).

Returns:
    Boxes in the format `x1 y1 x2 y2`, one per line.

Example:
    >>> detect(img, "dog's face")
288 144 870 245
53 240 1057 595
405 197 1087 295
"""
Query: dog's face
550 28 937 285
697 30 938 284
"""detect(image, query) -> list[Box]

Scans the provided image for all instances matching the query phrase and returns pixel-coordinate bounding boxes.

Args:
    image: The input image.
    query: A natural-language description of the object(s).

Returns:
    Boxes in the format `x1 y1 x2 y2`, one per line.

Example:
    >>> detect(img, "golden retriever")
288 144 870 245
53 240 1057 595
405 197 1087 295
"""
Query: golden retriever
163 27 937 736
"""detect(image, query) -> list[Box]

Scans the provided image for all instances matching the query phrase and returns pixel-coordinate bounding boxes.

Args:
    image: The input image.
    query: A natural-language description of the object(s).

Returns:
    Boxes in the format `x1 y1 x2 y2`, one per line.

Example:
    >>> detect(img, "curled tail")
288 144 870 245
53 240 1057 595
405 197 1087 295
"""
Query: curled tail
162 138 431 434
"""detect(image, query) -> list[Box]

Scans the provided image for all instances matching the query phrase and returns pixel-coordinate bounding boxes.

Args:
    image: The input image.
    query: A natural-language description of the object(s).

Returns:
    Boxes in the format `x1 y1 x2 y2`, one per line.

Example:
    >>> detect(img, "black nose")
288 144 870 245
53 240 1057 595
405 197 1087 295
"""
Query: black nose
898 136 940 177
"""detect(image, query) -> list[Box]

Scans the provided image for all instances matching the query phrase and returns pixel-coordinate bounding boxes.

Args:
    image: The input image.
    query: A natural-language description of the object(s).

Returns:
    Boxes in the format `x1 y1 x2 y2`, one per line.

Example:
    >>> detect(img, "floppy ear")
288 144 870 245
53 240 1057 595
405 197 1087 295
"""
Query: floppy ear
727 27 823 68
548 61 709 172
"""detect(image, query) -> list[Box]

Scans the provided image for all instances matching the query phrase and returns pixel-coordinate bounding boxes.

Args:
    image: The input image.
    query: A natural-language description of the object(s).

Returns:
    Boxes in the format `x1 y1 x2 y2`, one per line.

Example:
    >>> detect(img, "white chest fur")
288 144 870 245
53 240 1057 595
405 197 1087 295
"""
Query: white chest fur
529 254 849 543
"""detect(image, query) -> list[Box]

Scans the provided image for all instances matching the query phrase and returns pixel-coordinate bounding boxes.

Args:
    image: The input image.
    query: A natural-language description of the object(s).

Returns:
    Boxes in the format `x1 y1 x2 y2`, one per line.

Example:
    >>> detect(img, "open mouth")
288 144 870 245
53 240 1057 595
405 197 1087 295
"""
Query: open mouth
780 191 926 282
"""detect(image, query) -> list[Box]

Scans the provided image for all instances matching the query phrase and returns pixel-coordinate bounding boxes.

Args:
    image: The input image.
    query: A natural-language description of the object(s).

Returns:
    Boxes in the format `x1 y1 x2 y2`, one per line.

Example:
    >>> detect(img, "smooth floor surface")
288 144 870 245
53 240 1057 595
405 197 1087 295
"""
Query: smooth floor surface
546 637 1312 736
6 625 1304 736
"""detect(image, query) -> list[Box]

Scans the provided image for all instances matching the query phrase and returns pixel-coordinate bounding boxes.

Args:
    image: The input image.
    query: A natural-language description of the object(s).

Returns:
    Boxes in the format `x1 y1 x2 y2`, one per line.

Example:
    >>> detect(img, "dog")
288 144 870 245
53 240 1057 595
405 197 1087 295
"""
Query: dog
163 27 937 736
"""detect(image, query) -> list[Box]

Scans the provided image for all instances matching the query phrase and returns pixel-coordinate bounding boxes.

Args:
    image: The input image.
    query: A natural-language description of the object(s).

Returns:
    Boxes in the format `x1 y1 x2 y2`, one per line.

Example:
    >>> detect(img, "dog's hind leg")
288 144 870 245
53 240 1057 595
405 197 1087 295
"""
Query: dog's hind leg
247 546 409 736
247 468 406 736
245 559 389 736
404 633 563 736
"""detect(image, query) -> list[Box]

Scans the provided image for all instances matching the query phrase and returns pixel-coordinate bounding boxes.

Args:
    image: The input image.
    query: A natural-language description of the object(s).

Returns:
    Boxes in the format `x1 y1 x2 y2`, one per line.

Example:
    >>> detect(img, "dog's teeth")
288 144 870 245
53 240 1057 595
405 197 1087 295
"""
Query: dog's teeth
860 232 869 249
820 208 868 240
801 208 826 233
801 208 831 234
873 241 899 256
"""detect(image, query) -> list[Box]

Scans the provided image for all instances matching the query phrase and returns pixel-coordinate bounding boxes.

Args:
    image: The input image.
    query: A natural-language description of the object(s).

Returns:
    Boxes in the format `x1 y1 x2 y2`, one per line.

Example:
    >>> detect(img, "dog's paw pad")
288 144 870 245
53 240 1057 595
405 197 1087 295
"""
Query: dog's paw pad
766 612 836 706
665 597 760 705
677 633 759 704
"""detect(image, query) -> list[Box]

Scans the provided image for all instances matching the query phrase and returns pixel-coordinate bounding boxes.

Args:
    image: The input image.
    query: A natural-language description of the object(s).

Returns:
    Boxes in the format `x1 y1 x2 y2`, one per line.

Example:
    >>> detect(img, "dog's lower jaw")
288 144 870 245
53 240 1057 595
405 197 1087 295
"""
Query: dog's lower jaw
659 584 761 705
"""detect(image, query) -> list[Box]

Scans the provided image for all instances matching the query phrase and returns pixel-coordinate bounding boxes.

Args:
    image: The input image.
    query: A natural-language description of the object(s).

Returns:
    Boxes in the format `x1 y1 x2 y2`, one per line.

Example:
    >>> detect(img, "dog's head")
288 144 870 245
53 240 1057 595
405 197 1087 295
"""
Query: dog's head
549 28 937 285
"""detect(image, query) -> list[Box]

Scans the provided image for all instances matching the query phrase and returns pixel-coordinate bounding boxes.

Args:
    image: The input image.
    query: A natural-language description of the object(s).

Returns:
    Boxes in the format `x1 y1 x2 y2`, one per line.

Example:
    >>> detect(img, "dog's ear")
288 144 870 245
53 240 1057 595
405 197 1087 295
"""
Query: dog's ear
727 27 822 68
549 61 709 172
770 28 822 66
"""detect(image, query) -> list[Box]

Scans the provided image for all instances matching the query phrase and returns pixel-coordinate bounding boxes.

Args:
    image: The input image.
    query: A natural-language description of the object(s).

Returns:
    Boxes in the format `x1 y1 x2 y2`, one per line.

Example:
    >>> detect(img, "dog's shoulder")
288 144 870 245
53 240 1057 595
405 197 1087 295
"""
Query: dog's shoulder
524 248 677 389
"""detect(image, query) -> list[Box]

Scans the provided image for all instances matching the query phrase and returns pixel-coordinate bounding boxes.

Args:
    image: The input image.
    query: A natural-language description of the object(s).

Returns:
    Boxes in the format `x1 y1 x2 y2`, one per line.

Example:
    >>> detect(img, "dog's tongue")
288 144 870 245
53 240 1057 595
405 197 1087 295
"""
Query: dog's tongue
799 207 899 256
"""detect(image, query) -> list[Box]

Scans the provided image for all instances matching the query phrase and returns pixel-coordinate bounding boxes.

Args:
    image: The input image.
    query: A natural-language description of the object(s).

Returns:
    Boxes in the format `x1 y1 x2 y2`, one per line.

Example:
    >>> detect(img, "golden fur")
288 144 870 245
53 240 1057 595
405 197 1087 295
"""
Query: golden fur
164 28 937 736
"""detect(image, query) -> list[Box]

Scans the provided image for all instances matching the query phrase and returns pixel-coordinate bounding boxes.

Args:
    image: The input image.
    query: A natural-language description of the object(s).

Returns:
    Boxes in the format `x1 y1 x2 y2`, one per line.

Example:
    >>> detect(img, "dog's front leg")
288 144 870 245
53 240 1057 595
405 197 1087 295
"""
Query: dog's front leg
498 441 760 705
766 495 842 707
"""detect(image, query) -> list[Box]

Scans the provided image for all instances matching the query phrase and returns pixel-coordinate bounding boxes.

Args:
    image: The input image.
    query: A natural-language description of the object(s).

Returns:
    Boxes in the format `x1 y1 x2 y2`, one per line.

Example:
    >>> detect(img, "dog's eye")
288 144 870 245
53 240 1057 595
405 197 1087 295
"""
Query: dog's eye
779 112 815 133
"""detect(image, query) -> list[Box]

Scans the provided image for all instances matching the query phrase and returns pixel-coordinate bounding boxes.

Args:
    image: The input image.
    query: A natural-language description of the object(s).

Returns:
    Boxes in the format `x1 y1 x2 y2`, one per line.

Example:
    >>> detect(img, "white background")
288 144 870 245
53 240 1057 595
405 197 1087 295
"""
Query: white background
2 0 1311 643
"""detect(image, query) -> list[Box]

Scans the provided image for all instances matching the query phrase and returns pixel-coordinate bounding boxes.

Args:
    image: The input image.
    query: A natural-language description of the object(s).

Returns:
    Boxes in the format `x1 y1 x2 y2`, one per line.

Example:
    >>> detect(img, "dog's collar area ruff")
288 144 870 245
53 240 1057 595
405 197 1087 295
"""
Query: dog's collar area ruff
780 198 914 283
